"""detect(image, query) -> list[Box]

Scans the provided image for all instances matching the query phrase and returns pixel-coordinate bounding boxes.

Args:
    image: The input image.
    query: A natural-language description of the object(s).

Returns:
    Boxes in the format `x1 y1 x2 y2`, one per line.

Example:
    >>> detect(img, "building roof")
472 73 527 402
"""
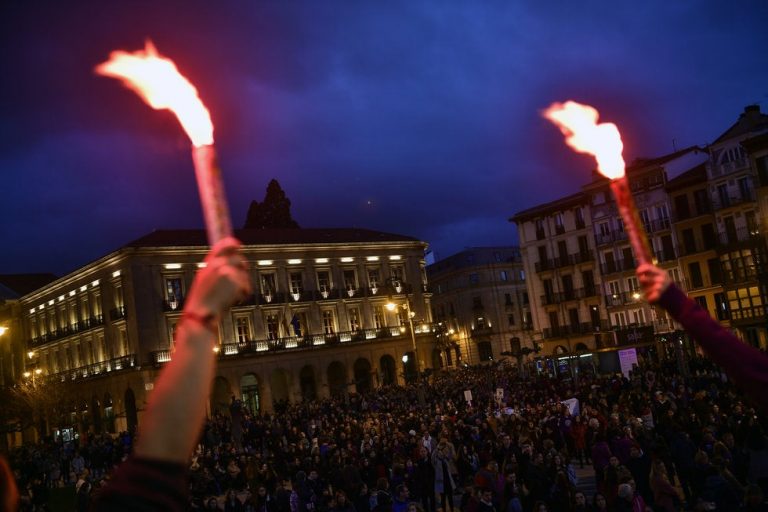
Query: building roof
664 163 708 191
125 228 421 248
0 274 58 299
628 145 704 169
713 105 768 145
509 192 586 224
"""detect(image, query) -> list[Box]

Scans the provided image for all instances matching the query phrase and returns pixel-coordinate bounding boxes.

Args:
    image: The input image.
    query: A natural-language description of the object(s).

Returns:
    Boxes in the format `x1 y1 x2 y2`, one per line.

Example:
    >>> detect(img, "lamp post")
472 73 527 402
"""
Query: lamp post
386 297 420 375
0 326 7 386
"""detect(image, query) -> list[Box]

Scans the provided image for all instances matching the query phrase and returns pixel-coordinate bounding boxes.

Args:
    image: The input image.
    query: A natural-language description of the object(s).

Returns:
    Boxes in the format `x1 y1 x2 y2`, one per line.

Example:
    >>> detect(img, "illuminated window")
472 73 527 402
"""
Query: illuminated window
290 272 303 295
322 310 336 334
373 306 385 329
349 308 361 331
265 314 279 340
235 316 252 343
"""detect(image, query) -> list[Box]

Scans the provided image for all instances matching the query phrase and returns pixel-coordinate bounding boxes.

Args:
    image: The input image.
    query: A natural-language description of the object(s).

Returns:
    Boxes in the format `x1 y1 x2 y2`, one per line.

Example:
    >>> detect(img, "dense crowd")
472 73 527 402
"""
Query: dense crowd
7 354 768 511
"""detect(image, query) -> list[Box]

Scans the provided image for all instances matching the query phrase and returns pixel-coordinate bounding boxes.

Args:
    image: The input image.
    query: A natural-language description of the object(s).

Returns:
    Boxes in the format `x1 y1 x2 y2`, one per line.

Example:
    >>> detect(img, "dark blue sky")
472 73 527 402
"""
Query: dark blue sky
1 1 767 274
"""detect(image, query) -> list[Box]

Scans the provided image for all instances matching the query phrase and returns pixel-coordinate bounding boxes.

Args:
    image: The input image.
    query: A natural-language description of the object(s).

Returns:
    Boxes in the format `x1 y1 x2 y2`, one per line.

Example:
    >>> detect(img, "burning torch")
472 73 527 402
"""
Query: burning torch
96 41 232 245
543 101 653 266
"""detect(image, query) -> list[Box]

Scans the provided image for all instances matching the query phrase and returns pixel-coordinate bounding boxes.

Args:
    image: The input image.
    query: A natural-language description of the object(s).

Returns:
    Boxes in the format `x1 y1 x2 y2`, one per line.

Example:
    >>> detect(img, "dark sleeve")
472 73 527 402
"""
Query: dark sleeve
90 456 188 512
657 283 768 411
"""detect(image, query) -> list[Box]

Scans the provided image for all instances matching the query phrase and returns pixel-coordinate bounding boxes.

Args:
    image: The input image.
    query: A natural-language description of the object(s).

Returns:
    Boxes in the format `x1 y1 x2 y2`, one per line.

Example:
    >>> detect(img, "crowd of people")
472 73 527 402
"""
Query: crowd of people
7 354 768 511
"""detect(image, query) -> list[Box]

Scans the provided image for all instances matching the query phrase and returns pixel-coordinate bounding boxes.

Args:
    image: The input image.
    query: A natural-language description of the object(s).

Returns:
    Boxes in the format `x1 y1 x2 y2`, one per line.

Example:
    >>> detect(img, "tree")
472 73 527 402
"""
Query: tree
243 179 300 229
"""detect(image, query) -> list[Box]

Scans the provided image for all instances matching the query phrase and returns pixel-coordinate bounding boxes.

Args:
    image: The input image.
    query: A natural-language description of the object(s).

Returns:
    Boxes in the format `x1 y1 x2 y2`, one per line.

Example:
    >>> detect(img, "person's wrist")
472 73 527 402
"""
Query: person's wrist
181 309 218 333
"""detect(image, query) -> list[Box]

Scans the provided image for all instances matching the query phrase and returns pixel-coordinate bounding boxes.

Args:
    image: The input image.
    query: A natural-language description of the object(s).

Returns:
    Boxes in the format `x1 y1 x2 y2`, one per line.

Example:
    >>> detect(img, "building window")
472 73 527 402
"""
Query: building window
519 270 525 281
688 262 703 288
349 308 361 331
165 277 184 308
708 258 723 285
499 270 508 281
373 306 385 329
472 297 483 309
235 316 252 343
390 266 405 284
508 313 515 326
505 293 513 306
554 213 565 234
317 271 331 295
694 296 708 312
322 310 336 334
99 335 107 362
119 327 129 356
343 270 357 293
494 252 502 262
469 273 480 284
714 293 729 320
265 314 279 340
289 272 303 295
368 268 380 290
575 207 585 228
478 341 493 361
261 273 276 295
168 321 178 347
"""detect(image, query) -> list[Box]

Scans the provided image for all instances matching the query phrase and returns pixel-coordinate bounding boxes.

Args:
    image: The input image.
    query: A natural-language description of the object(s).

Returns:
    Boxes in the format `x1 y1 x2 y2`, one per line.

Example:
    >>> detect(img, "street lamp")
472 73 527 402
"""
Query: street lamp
386 298 420 374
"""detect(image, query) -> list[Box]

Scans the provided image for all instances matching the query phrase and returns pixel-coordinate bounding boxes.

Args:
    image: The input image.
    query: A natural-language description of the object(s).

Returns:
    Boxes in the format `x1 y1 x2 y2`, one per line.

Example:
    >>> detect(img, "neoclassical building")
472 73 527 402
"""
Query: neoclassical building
17 228 437 438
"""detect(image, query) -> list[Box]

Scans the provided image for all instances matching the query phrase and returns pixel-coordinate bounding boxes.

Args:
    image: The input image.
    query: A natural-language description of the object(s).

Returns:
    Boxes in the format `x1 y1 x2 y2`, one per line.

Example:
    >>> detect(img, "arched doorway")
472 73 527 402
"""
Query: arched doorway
300 366 317 401
403 351 416 383
104 393 115 433
353 358 372 394
270 369 290 406
211 376 232 415
432 348 443 369
477 341 493 362
379 355 396 386
240 374 260 414
327 361 347 398
575 342 588 352
91 396 102 434
124 388 137 434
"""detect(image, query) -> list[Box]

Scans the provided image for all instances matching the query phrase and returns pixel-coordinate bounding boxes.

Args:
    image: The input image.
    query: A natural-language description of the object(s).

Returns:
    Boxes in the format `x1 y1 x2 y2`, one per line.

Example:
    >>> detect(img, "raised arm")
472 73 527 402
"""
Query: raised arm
637 263 768 410
135 237 251 461
94 237 251 511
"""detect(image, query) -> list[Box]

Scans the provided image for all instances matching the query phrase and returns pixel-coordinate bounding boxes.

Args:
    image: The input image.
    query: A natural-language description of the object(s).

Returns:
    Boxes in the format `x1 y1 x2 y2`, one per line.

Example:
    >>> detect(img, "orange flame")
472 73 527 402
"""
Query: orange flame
96 40 213 147
543 101 625 179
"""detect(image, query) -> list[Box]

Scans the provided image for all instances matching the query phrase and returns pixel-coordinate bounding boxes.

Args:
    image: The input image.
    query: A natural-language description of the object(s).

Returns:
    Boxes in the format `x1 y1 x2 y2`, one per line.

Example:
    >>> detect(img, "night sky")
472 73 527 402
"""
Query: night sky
2 1 767 275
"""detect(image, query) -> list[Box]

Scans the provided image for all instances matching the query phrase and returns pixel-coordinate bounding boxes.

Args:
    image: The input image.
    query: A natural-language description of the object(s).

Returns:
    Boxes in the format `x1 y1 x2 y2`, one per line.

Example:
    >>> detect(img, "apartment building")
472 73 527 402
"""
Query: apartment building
426 247 530 366
15 228 436 440
511 105 768 372
511 193 605 374
708 106 768 347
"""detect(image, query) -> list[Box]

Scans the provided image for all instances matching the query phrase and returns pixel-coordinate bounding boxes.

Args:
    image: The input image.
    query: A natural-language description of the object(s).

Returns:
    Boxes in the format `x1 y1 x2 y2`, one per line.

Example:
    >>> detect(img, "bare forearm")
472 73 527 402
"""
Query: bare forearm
134 320 215 462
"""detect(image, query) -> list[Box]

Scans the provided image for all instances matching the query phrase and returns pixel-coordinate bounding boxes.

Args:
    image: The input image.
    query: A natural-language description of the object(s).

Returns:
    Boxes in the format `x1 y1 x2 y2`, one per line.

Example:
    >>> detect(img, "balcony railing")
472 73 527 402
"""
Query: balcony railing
647 218 671 232
29 315 105 347
109 306 126 321
542 321 611 339
604 291 643 308
600 258 635 275
710 158 749 178
49 354 137 383
654 248 678 263
717 227 764 248
150 323 438 365
540 287 597 306
253 283 414 305
535 252 595 273
712 190 757 210
594 230 628 246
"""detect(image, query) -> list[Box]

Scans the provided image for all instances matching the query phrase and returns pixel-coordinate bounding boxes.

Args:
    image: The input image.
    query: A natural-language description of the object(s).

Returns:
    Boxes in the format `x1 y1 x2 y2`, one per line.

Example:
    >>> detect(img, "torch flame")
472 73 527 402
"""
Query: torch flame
543 101 625 179
95 40 213 147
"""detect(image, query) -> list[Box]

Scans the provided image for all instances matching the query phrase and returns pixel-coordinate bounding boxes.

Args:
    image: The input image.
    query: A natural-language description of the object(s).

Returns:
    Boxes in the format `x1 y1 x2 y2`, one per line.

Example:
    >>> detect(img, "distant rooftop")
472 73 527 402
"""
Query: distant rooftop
713 105 768 144
125 228 421 248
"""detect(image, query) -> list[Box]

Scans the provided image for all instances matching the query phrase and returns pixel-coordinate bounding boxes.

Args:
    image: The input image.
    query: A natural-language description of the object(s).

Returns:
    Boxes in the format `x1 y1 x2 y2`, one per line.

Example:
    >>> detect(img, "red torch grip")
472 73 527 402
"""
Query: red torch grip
191 145 234 245
609 176 654 266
